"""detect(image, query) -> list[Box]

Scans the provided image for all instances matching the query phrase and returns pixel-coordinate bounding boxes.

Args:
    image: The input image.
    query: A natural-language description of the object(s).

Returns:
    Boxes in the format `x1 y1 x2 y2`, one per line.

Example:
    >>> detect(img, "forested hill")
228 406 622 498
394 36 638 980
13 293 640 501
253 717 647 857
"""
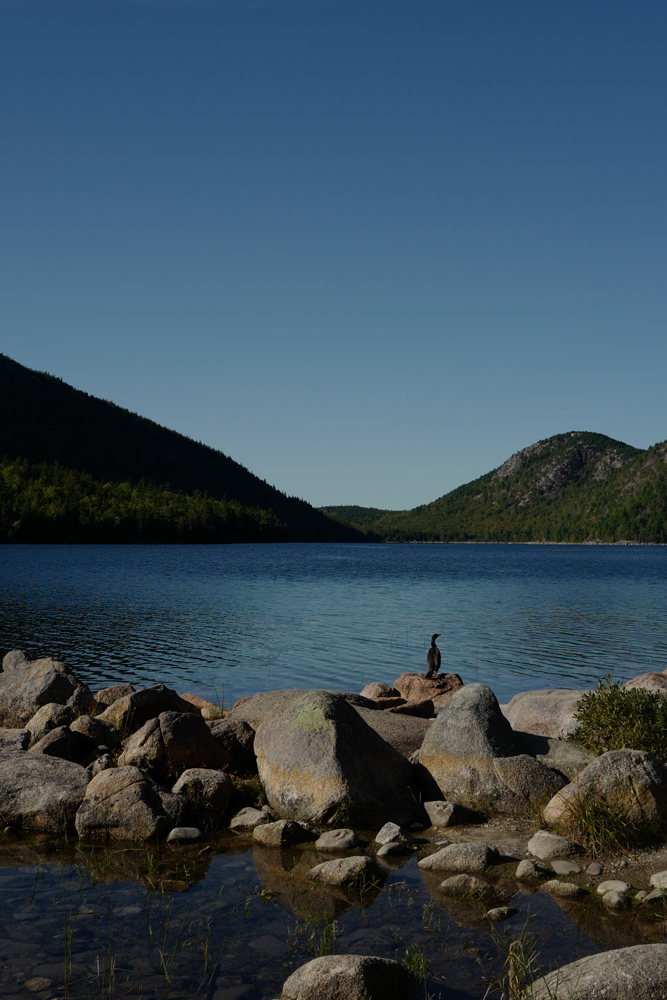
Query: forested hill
321 431 667 543
0 354 362 543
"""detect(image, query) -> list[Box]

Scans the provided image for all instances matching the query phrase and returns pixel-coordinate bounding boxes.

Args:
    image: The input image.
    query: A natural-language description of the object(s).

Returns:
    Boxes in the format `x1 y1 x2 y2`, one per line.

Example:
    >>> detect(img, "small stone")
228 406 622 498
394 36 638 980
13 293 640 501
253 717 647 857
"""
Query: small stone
438 874 497 898
253 820 313 847
551 860 581 875
603 889 631 910
229 807 272 832
377 841 409 858
542 879 584 898
635 890 647 901
526 830 580 860
597 880 630 895
25 979 51 993
516 859 551 879
435 838 452 846
375 822 412 845
314 829 359 852
643 889 665 903
423 800 484 828
618 859 628 868
486 906 518 923
586 862 604 876
166 827 203 844
650 871 667 889
418 842 498 873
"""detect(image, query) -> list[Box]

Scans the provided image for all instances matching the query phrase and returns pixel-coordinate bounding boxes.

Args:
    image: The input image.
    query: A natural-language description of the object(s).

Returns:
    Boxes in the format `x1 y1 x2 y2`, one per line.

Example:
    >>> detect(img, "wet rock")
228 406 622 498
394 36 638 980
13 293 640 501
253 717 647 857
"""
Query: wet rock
424 800 484 827
0 727 30 752
541 880 584 898
393 672 464 708
386 698 435 718
0 750 89 831
25 978 51 992
360 682 397 699
280 954 411 1000
166 826 203 843
171 768 233 831
377 841 410 857
602 889 630 910
308 856 384 889
75 765 182 841
375 822 412 845
597 880 630 895
97 684 200 735
207 718 257 775
29 725 98 764
649 871 667 889
542 749 667 827
253 820 313 847
95 683 136 707
438 873 498 898
526 830 581 860
531 942 667 999
501 689 586 738
551 860 581 875
623 672 667 693
70 715 119 749
418 842 499 873
229 806 272 831
516 859 551 879
254 690 421 828
586 862 604 876
0 656 95 727
26 703 74 743
314 829 359 851
486 906 518 922
118 711 229 782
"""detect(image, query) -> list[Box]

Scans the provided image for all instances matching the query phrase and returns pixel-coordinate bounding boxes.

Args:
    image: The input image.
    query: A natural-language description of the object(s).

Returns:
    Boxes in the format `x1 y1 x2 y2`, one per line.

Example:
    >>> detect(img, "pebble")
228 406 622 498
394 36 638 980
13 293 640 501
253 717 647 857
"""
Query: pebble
635 890 648 901
586 862 604 876
551 860 581 875
597 880 630 896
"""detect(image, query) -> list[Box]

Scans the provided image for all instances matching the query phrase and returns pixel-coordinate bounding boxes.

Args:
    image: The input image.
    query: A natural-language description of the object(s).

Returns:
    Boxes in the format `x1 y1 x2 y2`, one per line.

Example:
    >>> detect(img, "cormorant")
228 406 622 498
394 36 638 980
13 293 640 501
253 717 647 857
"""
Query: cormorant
426 634 441 678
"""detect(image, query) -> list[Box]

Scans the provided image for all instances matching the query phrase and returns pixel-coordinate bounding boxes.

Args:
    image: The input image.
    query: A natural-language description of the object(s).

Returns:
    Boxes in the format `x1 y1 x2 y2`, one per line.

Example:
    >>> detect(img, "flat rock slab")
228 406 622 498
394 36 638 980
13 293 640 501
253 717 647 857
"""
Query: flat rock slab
531 942 667 999
281 955 412 1000
551 860 581 875
527 830 580 860
542 879 584 898
253 820 313 847
308 856 383 889
0 750 89 832
418 842 498 873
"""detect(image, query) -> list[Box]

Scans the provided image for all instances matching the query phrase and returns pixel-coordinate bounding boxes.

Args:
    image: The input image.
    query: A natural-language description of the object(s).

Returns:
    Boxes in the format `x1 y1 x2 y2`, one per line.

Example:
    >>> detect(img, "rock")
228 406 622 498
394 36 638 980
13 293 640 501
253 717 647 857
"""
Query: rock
486 906 518 922
0 750 89 831
180 693 223 720
516 859 551 879
501 689 586 738
636 890 648 901
24 978 51 993
207 718 257 775
228 689 378 729
516 732 596 781
314 829 359 851
386 699 435 718
308 855 384 889
26 703 74 743
531 943 667 999
118 711 229 782
424 800 484 827
602 889 631 910
70 715 119 748
551 860 581 875
171 768 233 831
419 684 567 811
353 706 431 759
543 749 667 827
541 880 584 898
623 673 667 693
377 842 410 858
75 766 180 841
0 728 30 752
586 863 603 876
280 955 411 1000
166 826 203 843
374 697 408 710
2 650 28 670
393 672 464 708
375 822 412 845
97 684 200 735
418 842 498 873
95 683 137 706
643 889 665 903
649 871 667 889
360 683 397 699
254 690 421 828
597 880 630 895
229 806 272 831
253 820 313 847
29 725 98 764
438 874 498 898
0 657 95 727
526 830 581 860
89 753 114 777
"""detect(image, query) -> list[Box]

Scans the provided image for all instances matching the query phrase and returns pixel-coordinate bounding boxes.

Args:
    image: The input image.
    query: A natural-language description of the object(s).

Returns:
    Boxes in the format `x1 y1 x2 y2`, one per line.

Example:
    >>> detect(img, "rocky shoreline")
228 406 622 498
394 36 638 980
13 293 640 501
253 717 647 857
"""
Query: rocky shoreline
3 650 667 998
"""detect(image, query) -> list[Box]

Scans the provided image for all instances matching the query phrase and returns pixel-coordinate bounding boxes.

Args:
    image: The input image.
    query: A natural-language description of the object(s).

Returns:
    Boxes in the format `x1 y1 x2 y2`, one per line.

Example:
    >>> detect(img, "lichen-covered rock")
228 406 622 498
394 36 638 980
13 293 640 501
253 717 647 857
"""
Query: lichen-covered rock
171 767 233 831
26 703 74 744
118 711 229 782
418 842 499 873
308 855 384 889
393 672 464 708
501 689 585 738
280 955 411 1000
95 683 136 707
0 750 89 832
97 684 200 735
0 655 95 727
75 766 180 841
253 819 313 847
207 718 256 775
531 943 667 999
254 690 421 827
542 749 667 827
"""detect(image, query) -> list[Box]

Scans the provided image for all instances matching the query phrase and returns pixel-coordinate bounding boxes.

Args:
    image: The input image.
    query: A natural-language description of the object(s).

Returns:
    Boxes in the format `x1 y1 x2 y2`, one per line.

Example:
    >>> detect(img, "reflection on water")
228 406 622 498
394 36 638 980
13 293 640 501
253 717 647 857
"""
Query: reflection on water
1 543 667 705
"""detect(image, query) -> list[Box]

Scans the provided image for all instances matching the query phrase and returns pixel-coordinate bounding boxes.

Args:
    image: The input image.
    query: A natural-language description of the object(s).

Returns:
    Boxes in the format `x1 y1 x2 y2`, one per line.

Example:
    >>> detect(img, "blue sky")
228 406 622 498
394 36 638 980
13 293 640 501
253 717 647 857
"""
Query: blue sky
1 0 666 509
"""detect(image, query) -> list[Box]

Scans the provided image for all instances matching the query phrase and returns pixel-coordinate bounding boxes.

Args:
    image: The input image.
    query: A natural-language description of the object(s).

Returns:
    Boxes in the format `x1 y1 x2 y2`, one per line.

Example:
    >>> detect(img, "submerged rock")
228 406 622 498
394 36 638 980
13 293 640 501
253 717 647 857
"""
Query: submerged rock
531 942 667 999
0 750 89 832
75 766 181 842
280 955 411 1000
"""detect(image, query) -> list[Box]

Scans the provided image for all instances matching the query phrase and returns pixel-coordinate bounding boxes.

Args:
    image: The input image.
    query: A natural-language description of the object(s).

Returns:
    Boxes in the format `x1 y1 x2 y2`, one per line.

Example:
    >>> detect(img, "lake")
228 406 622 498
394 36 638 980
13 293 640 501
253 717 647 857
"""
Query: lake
1 542 666 706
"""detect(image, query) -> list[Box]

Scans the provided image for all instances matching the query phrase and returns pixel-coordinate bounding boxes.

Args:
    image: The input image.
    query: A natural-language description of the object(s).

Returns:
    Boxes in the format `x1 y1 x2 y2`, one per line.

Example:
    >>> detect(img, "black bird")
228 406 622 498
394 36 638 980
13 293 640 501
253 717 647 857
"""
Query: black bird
426 634 441 677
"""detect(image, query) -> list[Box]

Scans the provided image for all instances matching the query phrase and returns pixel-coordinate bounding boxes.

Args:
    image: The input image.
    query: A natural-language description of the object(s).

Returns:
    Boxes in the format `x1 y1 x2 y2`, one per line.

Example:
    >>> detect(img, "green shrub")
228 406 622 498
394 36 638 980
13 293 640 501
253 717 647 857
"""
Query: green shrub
571 675 667 760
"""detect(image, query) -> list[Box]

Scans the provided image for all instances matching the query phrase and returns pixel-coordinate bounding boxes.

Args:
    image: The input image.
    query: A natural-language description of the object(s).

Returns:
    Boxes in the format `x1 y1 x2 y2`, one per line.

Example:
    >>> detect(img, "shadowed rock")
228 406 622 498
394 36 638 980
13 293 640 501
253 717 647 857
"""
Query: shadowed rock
424 800 484 827
352 706 432 758
118 711 229 782
207 718 257 775
75 765 182 841
180 693 222 719
97 684 200 735
26 703 74 743
517 731 595 781
29 725 98 764
280 955 411 1000
531 943 667 999
95 683 136 707
70 714 120 749
171 768 233 831
253 819 313 847
0 654 95 727
0 750 90 832
229 806 273 831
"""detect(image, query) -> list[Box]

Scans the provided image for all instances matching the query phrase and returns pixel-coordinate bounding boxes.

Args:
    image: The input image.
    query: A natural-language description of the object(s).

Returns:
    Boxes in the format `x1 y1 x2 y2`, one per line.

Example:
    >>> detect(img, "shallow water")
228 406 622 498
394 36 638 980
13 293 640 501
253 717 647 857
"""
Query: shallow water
1 543 667 706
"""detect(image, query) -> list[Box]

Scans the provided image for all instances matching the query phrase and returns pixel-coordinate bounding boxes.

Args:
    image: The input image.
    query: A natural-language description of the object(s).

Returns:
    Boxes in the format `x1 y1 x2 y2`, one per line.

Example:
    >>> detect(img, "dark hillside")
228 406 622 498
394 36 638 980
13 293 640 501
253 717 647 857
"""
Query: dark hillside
0 355 361 543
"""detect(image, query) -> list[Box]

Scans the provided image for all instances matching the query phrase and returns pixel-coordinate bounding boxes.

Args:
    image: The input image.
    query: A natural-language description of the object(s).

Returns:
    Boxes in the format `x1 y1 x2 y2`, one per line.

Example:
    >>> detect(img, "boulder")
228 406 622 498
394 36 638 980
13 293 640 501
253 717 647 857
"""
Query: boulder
280 955 411 1000
171 768 233 831
500 689 585 738
418 684 567 812
531 943 667 999
360 683 397 700
228 689 379 729
70 715 119 749
254 690 421 827
526 830 580 860
0 727 30 752
207 718 257 775
97 684 200 735
315 829 359 851
180 693 223 720
75 766 181 841
308 856 384 889
26 703 74 743
623 673 667 694
0 656 95 727
0 750 89 831
542 749 667 827
424 801 484 828
517 731 595 781
253 820 313 847
352 706 431 758
2 650 29 670
228 806 273 831
386 699 435 718
29 725 99 764
418 842 498 873
118 711 229 782
95 683 136 707
393 672 464 708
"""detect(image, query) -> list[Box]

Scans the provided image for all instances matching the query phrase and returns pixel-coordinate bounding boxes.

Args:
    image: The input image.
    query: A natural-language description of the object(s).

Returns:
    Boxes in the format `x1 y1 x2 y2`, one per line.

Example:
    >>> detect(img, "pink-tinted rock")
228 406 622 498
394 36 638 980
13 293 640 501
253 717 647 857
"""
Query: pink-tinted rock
393 672 464 708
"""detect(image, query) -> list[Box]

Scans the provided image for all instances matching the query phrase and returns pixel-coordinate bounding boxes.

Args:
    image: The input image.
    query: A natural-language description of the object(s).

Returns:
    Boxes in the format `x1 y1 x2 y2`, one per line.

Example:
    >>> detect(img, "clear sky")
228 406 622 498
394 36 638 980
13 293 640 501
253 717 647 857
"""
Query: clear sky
1 0 666 510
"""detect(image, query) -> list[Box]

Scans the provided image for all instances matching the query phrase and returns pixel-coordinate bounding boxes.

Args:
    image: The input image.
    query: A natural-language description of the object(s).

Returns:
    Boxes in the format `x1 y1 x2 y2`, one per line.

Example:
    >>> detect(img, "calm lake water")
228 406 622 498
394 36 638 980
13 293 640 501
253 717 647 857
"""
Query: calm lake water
1 542 666 705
